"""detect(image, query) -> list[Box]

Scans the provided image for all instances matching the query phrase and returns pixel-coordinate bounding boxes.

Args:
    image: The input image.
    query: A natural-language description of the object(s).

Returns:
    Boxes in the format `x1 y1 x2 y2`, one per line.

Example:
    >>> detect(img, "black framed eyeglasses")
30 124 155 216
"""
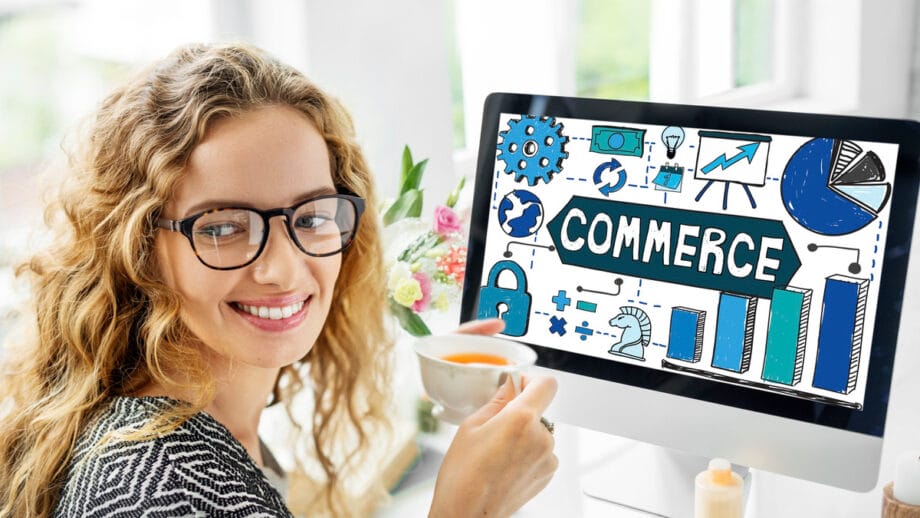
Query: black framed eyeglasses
156 193 365 270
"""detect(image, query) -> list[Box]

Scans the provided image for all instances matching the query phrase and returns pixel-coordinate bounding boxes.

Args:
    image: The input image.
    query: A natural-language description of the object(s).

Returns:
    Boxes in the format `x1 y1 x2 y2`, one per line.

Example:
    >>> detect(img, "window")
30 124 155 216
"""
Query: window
450 0 793 156
735 0 773 88
0 1 212 343
575 0 651 100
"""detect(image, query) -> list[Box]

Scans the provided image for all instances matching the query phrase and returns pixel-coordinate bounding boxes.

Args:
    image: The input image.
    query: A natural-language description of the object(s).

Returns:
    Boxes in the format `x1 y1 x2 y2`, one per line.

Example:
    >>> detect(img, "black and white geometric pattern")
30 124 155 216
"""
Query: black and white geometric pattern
54 397 293 517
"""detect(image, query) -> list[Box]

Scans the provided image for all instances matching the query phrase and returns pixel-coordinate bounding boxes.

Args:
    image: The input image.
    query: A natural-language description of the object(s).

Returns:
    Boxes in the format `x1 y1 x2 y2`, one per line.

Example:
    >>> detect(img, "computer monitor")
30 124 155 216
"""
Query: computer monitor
460 93 920 513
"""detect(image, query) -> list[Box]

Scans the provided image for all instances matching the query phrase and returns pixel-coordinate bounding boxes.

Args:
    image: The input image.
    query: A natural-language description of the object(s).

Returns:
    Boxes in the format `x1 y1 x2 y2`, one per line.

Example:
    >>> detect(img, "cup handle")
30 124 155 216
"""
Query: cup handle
500 367 523 396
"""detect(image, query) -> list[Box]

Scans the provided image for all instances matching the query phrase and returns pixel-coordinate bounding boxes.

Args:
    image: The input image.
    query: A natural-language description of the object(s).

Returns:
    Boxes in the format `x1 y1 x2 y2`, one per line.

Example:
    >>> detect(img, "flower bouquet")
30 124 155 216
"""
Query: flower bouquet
382 146 466 337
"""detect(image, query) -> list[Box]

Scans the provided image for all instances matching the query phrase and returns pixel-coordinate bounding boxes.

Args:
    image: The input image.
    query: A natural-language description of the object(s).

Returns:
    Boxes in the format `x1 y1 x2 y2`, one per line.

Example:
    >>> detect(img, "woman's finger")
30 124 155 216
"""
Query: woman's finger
453 318 506 336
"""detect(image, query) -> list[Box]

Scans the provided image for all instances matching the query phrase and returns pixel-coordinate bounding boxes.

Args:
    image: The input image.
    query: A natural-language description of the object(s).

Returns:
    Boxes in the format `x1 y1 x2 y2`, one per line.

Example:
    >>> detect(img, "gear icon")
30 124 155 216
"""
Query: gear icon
496 115 569 186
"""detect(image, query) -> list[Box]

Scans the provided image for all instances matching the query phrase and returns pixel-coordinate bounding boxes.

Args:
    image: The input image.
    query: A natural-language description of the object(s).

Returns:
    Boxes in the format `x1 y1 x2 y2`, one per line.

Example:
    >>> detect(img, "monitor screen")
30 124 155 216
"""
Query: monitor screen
460 93 920 493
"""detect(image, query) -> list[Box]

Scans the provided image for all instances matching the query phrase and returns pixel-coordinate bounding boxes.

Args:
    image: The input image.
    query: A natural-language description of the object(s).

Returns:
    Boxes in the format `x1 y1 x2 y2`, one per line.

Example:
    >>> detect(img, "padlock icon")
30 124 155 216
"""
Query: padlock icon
477 260 532 337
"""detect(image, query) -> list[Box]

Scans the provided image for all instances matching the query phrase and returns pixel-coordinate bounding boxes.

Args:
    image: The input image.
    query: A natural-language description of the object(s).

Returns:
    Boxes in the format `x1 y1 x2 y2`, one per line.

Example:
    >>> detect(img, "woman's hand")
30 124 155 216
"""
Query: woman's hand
429 319 559 517
451 318 507 337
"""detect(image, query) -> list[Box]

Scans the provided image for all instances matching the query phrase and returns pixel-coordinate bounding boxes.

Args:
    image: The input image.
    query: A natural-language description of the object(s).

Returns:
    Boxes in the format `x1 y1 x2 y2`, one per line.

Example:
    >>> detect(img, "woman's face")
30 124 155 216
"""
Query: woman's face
155 105 342 371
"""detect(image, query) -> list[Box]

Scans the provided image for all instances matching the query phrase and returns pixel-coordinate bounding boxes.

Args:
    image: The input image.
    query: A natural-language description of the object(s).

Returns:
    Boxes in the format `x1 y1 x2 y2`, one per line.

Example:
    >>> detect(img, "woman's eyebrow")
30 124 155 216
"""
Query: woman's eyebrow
183 186 339 215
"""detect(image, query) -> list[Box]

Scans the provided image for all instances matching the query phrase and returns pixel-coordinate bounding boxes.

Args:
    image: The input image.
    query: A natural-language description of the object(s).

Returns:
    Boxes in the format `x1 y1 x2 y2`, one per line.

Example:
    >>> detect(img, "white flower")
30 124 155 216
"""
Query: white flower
387 261 413 292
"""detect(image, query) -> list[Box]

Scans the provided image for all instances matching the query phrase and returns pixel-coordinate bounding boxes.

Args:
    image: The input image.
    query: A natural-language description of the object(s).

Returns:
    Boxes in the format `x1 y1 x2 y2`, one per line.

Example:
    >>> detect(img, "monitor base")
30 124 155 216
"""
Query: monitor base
580 441 751 518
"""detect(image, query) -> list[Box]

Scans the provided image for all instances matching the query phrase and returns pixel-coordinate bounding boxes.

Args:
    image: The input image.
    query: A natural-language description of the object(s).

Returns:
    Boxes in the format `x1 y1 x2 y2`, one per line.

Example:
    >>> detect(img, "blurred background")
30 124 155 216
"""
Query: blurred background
1 0 918 341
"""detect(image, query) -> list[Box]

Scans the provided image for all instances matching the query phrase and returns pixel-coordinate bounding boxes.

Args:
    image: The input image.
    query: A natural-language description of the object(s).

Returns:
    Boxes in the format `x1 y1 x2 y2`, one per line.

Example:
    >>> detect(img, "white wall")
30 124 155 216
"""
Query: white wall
298 1 456 205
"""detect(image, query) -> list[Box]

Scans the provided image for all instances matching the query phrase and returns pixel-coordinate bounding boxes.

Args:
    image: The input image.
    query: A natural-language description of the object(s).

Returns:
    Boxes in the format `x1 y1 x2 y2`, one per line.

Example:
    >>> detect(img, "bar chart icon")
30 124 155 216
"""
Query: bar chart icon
667 307 706 362
712 293 758 373
813 275 869 394
762 287 813 386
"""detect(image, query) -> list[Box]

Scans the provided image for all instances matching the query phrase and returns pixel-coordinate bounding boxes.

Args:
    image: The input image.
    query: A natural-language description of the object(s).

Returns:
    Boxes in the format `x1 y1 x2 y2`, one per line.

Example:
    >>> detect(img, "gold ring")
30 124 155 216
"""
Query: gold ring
540 416 555 435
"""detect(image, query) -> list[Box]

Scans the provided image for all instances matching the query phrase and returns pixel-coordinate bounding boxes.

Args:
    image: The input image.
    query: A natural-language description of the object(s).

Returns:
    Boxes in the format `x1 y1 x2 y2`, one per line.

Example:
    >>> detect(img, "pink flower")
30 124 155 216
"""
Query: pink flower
433 205 461 238
411 272 432 312
437 245 467 284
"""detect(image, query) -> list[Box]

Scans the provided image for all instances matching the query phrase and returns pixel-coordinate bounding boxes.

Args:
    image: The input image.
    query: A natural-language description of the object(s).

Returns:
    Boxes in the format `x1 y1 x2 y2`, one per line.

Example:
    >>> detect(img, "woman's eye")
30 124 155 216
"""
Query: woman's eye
294 214 332 230
194 222 246 238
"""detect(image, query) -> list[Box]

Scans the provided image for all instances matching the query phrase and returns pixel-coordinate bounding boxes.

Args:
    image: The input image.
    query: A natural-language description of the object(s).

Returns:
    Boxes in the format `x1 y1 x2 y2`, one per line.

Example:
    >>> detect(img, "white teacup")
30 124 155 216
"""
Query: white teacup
414 334 538 424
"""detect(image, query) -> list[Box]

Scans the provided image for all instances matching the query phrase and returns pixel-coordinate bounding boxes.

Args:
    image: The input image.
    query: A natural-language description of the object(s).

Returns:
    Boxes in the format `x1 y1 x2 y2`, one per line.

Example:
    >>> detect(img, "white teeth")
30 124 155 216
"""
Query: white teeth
237 301 305 320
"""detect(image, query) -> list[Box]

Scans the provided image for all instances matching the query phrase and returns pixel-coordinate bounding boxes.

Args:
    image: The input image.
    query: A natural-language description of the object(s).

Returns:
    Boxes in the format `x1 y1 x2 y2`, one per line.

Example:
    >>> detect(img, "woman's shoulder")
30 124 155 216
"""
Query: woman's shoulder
54 396 291 517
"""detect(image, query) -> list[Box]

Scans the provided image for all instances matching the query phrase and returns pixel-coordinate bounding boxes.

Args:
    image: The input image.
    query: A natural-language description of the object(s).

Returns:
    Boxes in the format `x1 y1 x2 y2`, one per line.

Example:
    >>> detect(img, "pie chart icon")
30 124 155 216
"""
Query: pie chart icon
781 138 890 236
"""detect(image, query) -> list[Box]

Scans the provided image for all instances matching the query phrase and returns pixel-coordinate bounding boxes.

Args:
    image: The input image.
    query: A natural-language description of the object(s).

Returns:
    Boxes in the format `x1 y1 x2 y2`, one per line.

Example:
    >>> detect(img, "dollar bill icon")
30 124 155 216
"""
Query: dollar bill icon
590 126 645 157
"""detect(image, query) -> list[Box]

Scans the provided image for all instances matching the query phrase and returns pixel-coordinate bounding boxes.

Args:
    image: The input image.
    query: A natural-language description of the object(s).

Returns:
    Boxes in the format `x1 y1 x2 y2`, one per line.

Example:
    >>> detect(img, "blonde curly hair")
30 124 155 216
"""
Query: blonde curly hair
0 43 392 517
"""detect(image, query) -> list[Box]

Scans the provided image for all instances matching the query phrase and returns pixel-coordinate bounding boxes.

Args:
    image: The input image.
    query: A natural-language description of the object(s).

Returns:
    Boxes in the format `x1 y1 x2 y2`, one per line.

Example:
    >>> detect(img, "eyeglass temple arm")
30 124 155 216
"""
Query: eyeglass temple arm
155 218 182 232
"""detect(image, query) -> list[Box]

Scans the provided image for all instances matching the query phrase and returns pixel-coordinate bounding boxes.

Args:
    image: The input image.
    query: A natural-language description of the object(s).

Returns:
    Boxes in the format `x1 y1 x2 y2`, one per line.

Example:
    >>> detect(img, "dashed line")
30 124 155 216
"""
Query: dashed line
652 342 667 348
872 219 883 282
535 311 550 316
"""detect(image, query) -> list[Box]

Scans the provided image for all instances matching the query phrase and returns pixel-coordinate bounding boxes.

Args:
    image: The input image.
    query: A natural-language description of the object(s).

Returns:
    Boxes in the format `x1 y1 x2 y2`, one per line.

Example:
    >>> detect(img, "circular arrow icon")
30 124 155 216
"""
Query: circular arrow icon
593 159 628 196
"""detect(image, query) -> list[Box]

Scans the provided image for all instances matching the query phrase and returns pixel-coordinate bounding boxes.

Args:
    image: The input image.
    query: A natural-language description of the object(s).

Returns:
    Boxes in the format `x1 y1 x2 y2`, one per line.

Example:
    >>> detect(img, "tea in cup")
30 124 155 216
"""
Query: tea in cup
414 333 537 424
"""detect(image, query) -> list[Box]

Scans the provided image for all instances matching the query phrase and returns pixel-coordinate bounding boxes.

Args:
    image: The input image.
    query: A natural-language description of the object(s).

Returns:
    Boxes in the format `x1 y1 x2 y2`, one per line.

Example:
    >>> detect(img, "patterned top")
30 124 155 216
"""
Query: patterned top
54 396 293 517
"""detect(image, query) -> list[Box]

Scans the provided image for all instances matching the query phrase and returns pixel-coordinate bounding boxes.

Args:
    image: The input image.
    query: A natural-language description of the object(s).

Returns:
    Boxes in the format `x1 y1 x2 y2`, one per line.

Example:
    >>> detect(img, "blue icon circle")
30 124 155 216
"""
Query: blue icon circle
498 190 544 237
607 133 625 150
781 138 881 235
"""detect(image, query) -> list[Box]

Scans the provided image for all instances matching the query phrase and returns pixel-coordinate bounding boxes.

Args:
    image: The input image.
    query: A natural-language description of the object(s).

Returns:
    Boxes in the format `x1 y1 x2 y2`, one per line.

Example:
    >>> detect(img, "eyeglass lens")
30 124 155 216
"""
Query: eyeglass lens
190 197 357 268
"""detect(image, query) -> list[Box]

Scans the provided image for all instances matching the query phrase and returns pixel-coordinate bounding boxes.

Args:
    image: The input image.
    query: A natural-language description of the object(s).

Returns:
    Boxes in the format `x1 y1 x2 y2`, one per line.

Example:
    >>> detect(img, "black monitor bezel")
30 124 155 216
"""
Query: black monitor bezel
461 93 920 438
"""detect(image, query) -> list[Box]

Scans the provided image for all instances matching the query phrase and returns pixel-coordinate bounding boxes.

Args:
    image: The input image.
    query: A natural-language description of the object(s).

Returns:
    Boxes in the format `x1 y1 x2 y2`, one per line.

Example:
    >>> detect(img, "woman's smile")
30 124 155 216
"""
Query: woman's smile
230 295 311 332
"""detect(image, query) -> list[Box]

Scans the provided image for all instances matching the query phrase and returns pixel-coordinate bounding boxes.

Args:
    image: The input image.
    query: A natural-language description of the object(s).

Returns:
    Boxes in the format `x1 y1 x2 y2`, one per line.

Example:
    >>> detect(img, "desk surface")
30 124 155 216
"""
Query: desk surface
377 410 918 518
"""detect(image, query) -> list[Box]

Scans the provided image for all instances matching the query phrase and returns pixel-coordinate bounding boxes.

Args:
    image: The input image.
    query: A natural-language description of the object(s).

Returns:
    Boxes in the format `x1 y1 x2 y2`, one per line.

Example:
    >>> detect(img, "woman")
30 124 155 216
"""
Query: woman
0 43 557 517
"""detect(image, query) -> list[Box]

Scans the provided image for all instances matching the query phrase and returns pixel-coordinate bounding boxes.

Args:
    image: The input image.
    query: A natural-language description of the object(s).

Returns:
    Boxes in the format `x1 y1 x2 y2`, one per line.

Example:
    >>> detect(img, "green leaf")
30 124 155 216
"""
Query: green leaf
401 159 428 195
399 145 417 194
401 145 413 180
445 176 466 208
388 298 431 336
383 189 424 225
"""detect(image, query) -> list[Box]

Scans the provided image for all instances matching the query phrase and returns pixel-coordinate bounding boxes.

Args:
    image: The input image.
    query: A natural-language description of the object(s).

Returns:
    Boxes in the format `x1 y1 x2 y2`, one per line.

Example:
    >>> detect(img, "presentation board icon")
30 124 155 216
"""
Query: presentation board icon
694 131 771 185
694 131 772 210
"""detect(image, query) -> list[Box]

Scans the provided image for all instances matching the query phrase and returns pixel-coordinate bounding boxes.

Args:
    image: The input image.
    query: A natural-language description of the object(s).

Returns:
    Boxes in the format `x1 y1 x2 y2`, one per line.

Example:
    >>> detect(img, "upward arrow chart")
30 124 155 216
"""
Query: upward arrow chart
693 132 772 210
701 142 762 174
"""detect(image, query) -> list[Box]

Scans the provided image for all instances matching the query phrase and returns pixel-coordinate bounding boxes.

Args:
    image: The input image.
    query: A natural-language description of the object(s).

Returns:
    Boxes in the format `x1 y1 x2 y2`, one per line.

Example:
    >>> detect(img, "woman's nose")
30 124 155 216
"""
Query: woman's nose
251 217 307 287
